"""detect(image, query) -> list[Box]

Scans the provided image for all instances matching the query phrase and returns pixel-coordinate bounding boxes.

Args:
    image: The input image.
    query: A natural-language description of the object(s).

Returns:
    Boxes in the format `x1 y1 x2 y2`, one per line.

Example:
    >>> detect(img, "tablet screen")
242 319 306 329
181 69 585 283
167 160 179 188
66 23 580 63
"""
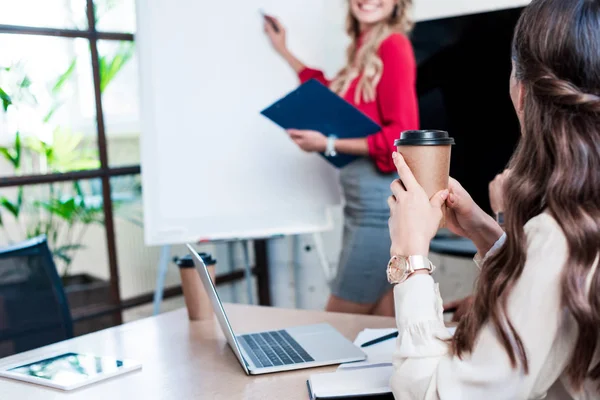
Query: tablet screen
8 352 133 387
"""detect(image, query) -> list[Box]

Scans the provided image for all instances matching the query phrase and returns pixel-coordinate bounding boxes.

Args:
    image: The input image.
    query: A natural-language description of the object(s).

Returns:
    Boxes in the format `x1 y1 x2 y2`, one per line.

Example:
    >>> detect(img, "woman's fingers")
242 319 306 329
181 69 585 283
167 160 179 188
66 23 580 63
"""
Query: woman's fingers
392 152 419 191
287 129 302 139
264 20 274 35
430 189 450 209
387 195 396 213
268 16 281 30
390 179 406 199
448 177 462 193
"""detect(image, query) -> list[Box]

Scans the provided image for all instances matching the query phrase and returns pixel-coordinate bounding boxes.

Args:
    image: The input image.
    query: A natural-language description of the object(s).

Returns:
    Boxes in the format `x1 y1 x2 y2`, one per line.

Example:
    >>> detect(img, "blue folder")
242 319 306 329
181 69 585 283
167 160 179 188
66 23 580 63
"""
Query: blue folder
260 79 382 168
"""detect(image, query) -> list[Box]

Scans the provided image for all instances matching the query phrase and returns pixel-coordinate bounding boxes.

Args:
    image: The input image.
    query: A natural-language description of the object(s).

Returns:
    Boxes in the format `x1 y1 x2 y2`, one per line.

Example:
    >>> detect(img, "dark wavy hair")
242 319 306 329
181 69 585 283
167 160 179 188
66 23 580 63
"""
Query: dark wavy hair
452 0 600 390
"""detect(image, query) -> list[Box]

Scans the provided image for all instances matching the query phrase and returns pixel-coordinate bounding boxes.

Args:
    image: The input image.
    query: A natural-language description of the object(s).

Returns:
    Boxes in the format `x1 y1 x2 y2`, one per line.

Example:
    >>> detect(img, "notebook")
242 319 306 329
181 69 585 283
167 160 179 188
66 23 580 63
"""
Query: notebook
307 365 394 400
260 79 382 168
307 327 457 399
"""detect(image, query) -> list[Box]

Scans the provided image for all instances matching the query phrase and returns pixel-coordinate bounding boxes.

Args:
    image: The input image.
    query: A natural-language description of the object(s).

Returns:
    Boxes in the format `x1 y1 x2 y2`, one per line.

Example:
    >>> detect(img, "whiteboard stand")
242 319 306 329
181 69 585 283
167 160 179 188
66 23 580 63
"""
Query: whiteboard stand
226 242 239 303
153 245 172 315
266 236 295 308
241 240 254 305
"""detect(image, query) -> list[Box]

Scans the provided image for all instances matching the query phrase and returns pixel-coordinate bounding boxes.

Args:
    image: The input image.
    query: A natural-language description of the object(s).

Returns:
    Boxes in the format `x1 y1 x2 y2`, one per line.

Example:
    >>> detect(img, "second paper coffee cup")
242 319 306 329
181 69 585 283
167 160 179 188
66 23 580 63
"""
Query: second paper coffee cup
394 130 455 226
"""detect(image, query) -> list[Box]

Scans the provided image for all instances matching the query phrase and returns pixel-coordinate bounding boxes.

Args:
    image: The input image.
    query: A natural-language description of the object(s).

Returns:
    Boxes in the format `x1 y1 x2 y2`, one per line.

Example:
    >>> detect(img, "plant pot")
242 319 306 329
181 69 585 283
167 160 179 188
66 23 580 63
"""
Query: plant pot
63 273 120 336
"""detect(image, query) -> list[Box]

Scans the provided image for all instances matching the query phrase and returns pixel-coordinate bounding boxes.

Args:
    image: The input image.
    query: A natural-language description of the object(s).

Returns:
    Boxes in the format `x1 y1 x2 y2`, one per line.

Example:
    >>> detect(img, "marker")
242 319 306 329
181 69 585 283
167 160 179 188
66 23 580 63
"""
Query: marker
260 9 280 33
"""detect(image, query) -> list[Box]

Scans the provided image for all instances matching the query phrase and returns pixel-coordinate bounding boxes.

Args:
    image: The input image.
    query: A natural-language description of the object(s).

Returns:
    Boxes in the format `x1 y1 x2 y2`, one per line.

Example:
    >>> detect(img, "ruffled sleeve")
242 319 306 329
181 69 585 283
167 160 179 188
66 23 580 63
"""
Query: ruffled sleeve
298 67 330 86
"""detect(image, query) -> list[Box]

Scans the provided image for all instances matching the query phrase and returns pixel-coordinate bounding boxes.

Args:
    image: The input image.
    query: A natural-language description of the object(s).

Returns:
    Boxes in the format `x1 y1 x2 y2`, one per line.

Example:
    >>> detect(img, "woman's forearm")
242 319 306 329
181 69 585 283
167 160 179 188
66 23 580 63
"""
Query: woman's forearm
469 212 504 256
334 138 370 156
280 49 306 74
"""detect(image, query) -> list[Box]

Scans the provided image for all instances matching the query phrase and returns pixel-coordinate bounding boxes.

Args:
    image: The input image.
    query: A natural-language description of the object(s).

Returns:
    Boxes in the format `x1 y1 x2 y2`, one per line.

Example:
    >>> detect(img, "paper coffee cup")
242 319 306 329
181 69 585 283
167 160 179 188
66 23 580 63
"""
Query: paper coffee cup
178 253 217 321
394 130 455 227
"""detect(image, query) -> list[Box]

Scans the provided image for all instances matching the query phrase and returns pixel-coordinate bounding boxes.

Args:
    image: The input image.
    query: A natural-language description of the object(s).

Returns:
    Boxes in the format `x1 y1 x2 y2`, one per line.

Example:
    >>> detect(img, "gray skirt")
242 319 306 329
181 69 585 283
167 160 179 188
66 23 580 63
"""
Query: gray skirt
330 158 395 304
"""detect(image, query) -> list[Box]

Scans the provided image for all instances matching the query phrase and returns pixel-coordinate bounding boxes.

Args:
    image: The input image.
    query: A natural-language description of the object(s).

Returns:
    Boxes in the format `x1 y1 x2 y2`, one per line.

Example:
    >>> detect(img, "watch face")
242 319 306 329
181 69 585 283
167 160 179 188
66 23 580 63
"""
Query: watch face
387 256 409 284
390 256 408 272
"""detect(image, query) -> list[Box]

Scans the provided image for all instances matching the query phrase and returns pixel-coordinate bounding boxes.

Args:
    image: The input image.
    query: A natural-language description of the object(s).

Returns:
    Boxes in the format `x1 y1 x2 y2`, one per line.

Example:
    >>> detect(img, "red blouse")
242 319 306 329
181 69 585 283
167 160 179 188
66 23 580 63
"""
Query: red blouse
298 33 419 174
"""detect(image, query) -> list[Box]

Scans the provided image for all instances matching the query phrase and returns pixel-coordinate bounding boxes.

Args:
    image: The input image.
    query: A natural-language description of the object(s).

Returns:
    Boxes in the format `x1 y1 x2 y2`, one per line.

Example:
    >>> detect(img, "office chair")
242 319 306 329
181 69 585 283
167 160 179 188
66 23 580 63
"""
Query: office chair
0 236 74 358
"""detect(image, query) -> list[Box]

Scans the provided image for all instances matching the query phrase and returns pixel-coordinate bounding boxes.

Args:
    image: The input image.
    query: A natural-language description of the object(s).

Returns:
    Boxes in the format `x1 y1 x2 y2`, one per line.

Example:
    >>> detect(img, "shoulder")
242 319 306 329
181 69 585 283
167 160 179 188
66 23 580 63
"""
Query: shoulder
378 33 414 58
524 212 565 245
522 212 568 275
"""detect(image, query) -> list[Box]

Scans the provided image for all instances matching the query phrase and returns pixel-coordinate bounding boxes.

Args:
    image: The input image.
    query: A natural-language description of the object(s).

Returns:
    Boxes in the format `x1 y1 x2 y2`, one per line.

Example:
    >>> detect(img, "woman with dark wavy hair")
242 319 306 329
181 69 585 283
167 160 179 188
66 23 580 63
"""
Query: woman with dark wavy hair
386 0 600 398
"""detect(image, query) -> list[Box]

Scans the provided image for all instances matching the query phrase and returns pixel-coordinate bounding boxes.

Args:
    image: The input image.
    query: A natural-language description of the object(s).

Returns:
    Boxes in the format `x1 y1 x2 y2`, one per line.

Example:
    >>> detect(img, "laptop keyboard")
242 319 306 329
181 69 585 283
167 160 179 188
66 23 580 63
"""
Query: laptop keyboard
238 330 315 368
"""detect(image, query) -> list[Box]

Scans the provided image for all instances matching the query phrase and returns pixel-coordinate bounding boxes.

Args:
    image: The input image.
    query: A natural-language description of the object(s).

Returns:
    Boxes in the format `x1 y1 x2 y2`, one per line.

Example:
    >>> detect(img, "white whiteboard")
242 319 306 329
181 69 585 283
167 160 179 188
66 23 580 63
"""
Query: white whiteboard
137 0 349 246
415 0 531 22
137 0 530 246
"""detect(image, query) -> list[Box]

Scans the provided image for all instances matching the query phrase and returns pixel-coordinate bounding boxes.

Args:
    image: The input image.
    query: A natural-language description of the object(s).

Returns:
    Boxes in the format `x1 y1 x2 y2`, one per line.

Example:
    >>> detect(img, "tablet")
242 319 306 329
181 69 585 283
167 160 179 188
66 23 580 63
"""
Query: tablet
0 352 142 391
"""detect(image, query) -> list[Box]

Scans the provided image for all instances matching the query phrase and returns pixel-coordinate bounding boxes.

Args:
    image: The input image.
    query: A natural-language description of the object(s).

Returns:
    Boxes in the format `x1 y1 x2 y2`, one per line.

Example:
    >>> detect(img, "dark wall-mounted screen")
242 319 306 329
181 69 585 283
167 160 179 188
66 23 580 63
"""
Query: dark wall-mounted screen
412 7 524 213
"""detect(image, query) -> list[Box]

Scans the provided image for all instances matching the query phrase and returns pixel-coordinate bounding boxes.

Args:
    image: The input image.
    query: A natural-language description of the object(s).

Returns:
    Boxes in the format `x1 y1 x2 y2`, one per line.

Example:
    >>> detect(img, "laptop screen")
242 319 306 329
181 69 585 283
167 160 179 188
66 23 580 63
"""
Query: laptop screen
186 244 249 374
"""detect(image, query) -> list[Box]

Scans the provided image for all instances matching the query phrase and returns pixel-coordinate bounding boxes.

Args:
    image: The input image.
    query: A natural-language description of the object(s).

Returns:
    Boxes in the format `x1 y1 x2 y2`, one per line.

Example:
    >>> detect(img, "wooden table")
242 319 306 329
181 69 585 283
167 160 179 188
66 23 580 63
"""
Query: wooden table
0 304 396 399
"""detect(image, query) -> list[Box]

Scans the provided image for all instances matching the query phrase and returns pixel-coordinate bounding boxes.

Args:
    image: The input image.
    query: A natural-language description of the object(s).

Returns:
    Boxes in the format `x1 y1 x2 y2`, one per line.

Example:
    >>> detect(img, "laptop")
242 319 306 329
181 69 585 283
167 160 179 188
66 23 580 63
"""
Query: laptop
186 244 366 375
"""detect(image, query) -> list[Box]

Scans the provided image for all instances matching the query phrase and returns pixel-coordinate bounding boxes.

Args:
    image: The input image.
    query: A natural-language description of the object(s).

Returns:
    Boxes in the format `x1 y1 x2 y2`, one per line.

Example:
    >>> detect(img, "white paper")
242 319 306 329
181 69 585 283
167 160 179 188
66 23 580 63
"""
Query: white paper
337 328 397 370
338 326 457 371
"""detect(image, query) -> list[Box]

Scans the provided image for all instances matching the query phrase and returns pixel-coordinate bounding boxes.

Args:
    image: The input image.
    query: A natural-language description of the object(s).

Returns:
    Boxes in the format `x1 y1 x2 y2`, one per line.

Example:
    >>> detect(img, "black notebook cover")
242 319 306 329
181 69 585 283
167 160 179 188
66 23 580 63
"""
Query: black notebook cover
306 380 394 400
261 79 382 169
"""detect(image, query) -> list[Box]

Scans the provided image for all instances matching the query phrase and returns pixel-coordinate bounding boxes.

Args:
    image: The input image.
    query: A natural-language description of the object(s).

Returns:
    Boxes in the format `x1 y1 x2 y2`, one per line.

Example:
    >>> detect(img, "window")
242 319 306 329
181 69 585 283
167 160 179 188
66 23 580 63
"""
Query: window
0 0 137 329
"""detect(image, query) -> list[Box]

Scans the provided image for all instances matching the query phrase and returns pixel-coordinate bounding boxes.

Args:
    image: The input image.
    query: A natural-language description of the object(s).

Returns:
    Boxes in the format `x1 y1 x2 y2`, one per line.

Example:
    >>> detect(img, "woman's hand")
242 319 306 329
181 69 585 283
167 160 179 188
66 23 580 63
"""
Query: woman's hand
446 178 504 255
287 129 327 153
489 169 510 214
388 152 449 256
263 15 287 55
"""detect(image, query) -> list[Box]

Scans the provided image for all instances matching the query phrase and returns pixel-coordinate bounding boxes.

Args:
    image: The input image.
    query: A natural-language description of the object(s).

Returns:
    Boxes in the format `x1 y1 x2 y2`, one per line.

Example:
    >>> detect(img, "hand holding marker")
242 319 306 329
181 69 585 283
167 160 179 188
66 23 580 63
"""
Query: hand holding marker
260 9 280 33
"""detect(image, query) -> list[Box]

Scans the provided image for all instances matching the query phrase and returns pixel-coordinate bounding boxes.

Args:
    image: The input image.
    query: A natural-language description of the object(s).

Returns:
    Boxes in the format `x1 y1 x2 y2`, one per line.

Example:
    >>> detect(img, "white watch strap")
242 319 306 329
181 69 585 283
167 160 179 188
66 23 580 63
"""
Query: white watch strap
408 255 435 274
325 135 337 157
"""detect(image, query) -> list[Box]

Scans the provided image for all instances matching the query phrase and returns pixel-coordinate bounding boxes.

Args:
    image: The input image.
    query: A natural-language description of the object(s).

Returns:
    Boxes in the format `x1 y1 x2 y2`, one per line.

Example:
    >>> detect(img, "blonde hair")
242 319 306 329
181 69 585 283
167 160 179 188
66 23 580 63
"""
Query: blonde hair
330 0 414 104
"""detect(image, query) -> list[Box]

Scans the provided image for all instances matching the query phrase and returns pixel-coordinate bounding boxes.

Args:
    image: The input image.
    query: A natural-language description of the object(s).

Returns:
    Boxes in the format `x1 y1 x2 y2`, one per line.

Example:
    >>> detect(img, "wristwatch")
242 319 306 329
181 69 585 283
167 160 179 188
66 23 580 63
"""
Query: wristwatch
325 135 337 157
387 255 435 284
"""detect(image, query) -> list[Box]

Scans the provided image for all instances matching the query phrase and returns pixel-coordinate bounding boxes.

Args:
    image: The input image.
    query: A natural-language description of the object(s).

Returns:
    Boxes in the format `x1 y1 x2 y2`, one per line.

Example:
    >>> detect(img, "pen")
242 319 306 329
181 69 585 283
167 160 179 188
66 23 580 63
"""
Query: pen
259 9 280 33
360 331 399 348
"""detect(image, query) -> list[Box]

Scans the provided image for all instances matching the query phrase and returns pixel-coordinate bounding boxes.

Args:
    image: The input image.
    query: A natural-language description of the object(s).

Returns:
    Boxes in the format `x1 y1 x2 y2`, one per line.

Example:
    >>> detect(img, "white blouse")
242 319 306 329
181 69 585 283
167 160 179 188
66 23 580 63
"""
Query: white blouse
391 213 600 399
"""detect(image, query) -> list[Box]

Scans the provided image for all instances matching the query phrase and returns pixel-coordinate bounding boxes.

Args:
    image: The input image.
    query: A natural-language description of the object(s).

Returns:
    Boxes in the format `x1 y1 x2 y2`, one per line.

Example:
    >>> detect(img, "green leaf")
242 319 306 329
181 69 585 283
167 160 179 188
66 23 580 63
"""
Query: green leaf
55 244 85 253
0 87 12 112
36 198 78 223
25 128 99 173
73 181 84 201
43 101 64 123
14 131 21 167
19 75 31 89
52 59 77 95
53 250 73 266
0 132 22 170
0 197 20 218
16 186 23 210
53 244 86 270
100 42 134 93
25 136 52 158
35 193 104 226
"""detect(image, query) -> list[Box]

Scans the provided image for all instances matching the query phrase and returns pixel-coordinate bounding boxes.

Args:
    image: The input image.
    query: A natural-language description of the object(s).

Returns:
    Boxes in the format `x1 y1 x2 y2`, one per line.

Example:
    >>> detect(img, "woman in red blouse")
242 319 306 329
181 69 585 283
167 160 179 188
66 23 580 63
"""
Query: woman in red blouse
264 0 418 316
